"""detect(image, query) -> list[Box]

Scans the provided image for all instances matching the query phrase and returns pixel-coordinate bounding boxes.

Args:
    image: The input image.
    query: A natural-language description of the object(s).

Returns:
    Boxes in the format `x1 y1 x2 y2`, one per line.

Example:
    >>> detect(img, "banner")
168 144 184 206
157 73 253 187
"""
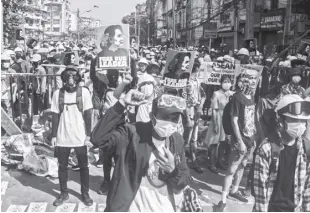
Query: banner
162 50 195 88
202 62 237 85
95 24 130 70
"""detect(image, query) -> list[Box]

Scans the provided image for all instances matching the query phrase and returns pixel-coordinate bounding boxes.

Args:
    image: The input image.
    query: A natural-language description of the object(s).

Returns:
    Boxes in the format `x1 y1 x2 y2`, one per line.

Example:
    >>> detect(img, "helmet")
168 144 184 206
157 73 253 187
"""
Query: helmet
14 47 23 53
237 48 250 56
1 53 11 61
31 54 41 62
275 94 310 120
138 58 149 66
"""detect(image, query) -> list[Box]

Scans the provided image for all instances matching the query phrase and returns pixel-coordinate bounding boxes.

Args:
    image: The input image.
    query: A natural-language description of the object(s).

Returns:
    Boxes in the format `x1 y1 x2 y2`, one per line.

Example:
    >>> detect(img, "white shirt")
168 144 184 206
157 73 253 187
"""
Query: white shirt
50 87 93 147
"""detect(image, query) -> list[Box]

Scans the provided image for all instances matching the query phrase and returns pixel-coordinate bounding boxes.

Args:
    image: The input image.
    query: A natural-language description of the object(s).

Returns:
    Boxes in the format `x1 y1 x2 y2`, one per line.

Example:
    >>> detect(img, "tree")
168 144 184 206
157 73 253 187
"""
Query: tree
2 0 26 46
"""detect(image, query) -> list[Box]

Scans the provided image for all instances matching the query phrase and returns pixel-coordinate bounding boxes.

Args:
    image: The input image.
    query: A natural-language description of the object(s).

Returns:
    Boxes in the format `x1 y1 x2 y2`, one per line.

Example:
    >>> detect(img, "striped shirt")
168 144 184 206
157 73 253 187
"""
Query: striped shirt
253 137 310 212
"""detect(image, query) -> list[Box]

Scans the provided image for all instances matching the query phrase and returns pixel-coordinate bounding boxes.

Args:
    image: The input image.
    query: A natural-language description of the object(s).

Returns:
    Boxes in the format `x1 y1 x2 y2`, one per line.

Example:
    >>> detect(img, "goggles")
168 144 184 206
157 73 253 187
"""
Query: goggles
157 94 186 111
279 101 310 116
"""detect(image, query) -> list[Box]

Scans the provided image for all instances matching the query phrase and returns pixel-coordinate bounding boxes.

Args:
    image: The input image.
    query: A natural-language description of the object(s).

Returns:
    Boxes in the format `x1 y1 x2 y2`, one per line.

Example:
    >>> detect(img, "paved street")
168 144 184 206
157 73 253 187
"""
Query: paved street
1 163 254 212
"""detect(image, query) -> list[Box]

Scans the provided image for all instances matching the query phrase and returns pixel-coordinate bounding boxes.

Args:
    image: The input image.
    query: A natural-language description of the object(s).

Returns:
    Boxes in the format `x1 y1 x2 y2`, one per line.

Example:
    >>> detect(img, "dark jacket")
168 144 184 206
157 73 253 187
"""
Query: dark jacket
90 102 191 212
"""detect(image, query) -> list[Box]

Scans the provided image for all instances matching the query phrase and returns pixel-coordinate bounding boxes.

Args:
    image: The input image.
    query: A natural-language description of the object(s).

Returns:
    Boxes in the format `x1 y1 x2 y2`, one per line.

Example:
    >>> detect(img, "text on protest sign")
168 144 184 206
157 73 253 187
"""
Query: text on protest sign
202 62 237 85
98 56 128 68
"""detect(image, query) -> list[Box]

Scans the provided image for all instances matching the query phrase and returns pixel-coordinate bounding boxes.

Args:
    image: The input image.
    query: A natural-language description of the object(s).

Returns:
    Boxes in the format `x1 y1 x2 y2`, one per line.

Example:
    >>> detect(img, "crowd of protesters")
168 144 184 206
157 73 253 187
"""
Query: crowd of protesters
1 37 310 212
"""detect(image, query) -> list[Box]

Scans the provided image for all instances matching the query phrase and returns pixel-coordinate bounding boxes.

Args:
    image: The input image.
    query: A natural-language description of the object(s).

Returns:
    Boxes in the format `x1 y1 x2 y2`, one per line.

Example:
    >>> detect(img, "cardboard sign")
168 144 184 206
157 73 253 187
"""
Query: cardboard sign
162 50 195 88
296 41 310 62
203 62 237 85
235 64 264 89
1 108 23 136
95 24 130 70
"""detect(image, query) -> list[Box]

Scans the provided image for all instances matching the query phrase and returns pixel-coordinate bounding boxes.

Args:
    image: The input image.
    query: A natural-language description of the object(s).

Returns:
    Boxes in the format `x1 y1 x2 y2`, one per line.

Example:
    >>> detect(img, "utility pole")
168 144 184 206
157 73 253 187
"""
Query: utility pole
135 7 137 36
245 0 254 40
138 19 140 47
283 0 292 45
233 0 239 50
77 8 80 42
147 19 150 46
172 0 176 49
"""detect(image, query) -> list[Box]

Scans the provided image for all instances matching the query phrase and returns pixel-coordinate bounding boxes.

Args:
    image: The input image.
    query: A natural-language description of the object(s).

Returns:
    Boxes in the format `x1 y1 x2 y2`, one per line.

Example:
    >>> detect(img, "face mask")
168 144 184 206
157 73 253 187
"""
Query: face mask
222 83 231 91
2 62 10 69
140 84 154 97
285 122 306 138
291 76 301 85
153 117 178 138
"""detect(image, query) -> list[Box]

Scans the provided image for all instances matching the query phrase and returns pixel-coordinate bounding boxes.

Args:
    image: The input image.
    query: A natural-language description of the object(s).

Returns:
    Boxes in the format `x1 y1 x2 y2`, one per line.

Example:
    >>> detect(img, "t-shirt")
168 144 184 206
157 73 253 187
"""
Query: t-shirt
50 88 93 147
129 138 181 212
269 142 298 212
230 92 256 148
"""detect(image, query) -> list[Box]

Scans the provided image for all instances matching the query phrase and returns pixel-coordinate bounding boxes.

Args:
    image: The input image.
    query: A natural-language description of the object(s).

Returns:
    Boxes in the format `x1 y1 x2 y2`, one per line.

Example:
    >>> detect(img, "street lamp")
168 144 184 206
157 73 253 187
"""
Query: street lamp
77 5 99 42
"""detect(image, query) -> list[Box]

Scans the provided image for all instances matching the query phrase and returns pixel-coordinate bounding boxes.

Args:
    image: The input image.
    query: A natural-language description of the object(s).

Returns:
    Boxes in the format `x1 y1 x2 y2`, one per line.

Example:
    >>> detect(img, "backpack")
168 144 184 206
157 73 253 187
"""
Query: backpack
58 87 83 114
222 96 234 136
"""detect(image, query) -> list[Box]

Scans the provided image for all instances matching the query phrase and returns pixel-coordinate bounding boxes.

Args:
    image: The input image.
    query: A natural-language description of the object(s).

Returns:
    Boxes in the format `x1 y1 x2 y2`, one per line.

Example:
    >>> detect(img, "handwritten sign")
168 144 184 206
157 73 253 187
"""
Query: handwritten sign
202 62 237 85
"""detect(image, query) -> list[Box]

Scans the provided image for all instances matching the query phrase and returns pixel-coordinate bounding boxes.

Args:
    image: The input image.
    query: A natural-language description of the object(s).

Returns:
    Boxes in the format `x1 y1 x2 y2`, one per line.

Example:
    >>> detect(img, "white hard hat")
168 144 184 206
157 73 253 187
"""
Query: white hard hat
137 73 156 85
58 45 65 50
237 48 250 56
138 57 149 66
1 53 11 61
204 54 212 62
48 46 56 53
223 55 232 63
31 54 41 62
14 47 23 52
275 94 310 120
34 46 40 51
217 57 224 62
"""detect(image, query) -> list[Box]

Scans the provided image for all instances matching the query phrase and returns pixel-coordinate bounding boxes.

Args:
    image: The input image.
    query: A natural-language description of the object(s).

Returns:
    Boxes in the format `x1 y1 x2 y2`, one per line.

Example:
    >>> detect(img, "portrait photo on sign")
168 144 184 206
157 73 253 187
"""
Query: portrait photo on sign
296 41 310 61
95 24 130 69
162 50 195 88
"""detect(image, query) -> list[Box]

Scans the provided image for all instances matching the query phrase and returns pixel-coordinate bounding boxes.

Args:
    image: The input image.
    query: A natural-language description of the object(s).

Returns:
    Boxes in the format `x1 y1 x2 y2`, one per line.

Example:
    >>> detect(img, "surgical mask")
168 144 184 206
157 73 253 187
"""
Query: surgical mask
2 62 10 69
140 84 154 97
291 76 301 85
222 83 231 91
153 117 178 138
285 122 306 138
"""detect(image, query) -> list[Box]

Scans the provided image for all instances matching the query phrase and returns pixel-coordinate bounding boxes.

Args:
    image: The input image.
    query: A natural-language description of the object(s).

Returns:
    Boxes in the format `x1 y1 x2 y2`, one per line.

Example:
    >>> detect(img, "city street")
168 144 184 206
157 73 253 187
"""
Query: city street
1 164 254 212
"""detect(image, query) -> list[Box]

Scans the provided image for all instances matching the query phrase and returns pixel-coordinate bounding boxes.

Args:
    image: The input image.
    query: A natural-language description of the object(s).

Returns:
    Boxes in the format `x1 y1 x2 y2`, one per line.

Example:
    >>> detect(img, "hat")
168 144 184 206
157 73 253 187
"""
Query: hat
287 67 302 77
72 46 79 51
58 45 65 50
7 50 15 56
48 46 56 53
138 58 149 66
275 94 310 120
81 47 88 52
33 46 40 51
217 57 224 62
14 47 23 52
60 65 82 83
1 53 11 61
223 55 232 63
210 48 216 53
238 48 250 56
155 94 186 117
31 54 41 62
137 73 156 86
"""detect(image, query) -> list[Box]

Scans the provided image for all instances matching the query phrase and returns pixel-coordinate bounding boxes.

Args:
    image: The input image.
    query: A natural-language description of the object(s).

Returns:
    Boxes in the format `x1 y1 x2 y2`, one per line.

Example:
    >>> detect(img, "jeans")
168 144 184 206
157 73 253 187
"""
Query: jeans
56 146 89 194
99 148 113 182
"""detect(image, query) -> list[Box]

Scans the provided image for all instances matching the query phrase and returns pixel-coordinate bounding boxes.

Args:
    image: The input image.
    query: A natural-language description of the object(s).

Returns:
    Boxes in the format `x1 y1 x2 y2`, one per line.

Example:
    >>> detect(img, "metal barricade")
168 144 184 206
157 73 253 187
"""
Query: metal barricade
2 73 60 131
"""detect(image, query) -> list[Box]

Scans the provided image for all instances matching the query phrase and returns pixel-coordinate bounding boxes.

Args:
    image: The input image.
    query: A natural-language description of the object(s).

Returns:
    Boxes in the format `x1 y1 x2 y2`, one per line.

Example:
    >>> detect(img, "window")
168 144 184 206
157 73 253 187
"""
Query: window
53 27 60 32
47 27 50 31
53 19 60 24
278 0 287 8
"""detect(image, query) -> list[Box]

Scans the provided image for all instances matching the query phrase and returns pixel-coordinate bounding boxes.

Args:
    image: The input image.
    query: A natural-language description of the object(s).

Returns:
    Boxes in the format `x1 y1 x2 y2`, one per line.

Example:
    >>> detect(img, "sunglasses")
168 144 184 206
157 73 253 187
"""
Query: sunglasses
157 94 186 111
280 101 310 115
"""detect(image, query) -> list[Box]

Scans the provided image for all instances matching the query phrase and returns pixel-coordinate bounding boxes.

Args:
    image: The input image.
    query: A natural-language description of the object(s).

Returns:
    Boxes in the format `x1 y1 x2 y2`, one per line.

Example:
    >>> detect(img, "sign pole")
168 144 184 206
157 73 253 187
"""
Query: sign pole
209 37 212 53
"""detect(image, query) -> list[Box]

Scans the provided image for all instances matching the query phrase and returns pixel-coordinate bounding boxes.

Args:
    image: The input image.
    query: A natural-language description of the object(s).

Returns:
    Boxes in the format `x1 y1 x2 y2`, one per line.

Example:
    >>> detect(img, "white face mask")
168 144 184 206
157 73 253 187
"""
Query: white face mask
222 83 231 91
153 117 178 138
2 62 10 69
140 84 154 97
285 122 306 138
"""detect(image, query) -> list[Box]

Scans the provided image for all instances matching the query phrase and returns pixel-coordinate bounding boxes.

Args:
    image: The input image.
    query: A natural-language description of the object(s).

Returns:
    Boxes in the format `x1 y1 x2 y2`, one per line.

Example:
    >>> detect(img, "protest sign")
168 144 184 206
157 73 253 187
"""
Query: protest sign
235 64 264 89
95 24 130 70
162 50 195 88
296 41 310 62
202 62 237 85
